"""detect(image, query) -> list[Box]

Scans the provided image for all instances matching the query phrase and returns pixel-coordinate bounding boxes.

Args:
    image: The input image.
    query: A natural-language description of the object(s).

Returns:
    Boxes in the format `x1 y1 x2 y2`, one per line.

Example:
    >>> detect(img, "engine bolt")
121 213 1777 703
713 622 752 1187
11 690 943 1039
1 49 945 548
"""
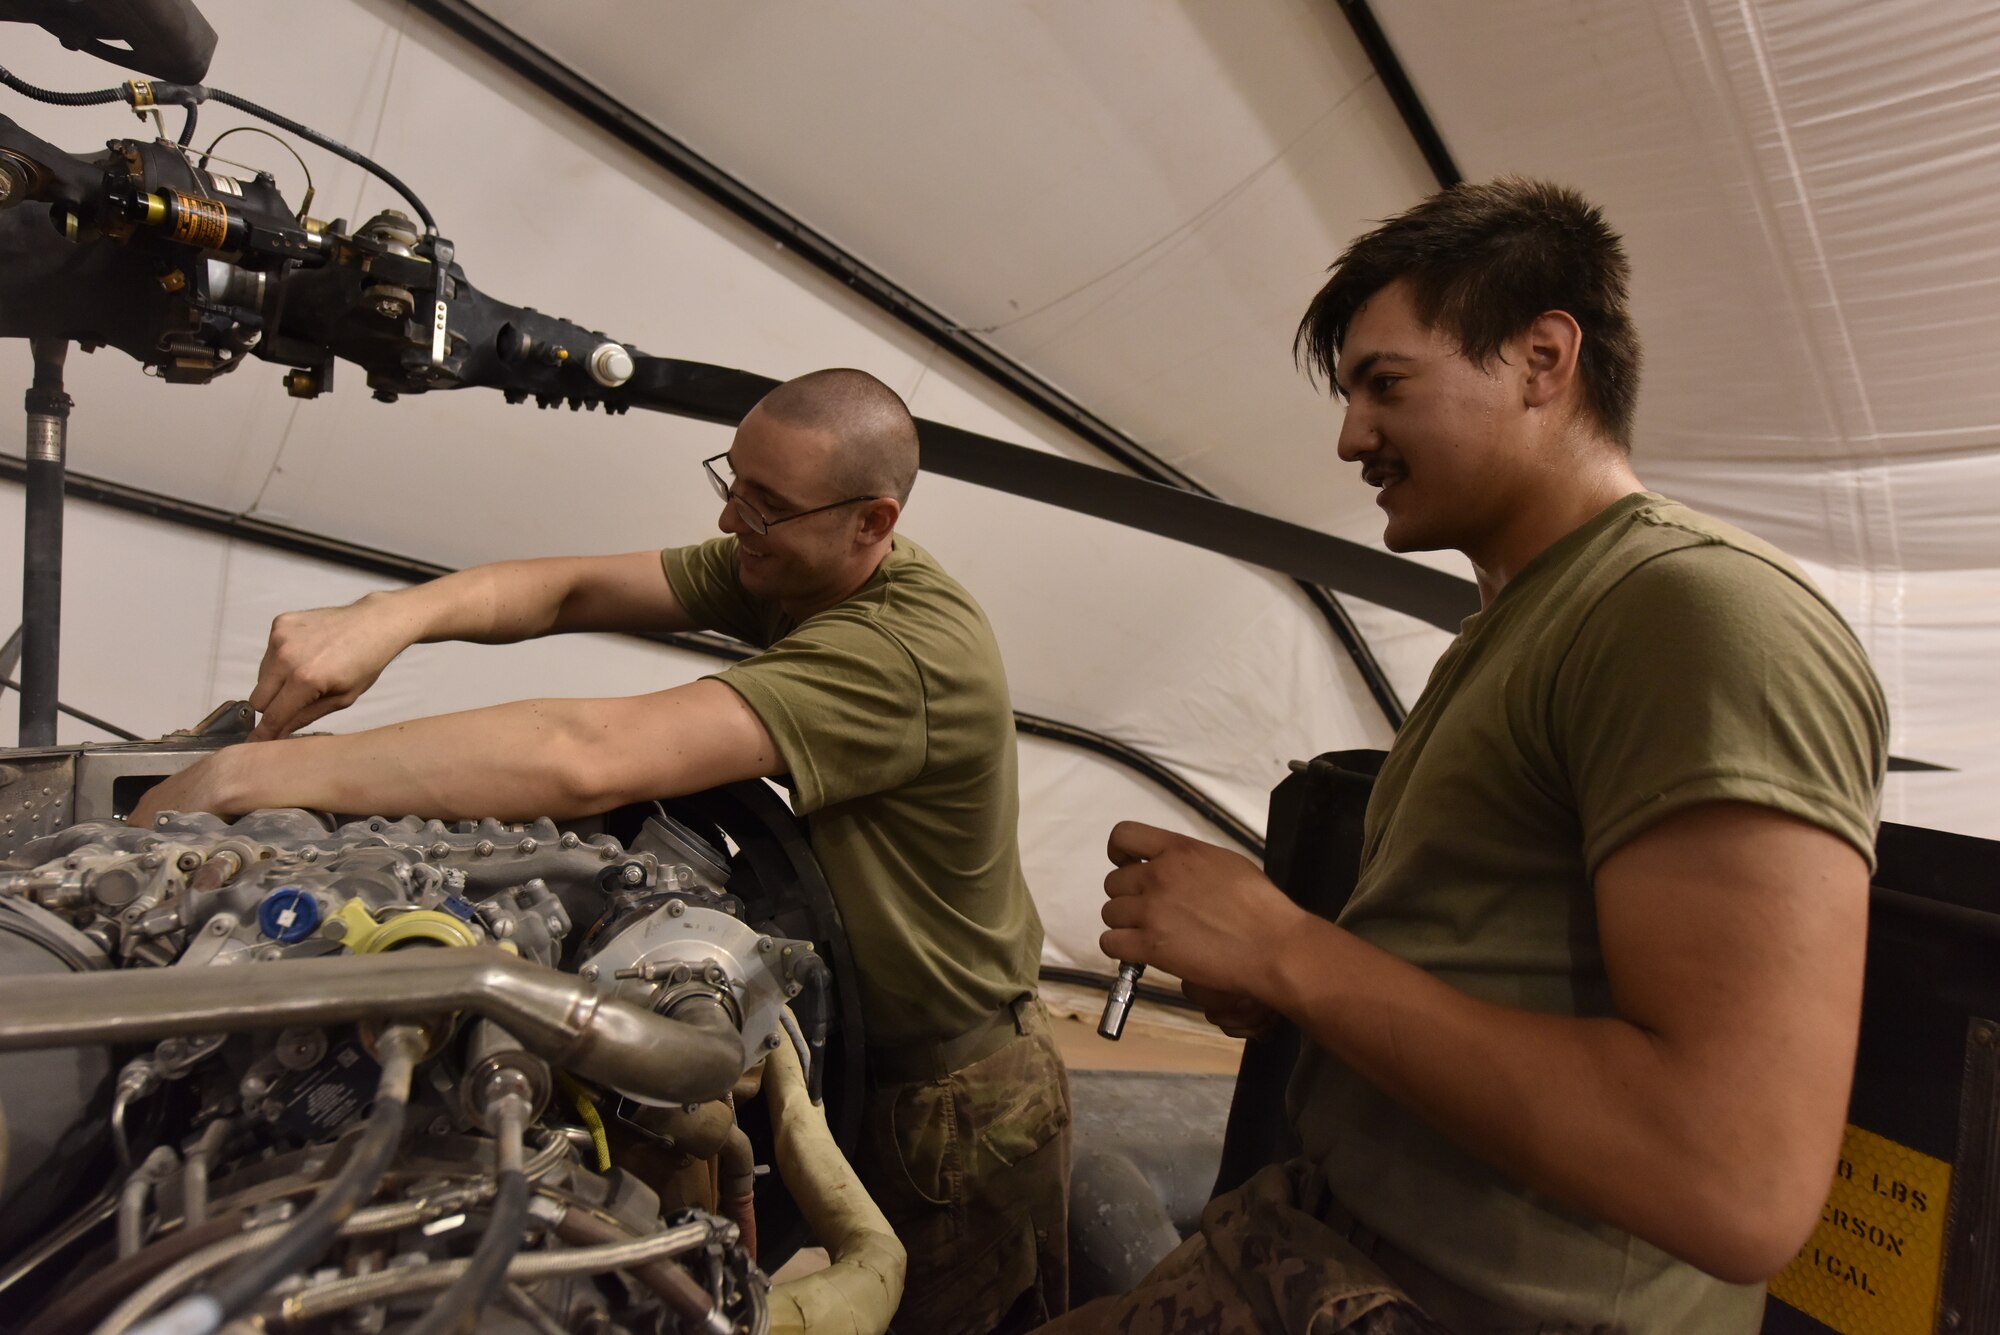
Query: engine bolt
299 847 318 862
560 832 581 849
427 1115 452 1136
176 852 202 873
599 844 618 861
666 900 686 918
430 842 451 858
547 915 565 936
764 1033 783 1050
581 964 599 981
786 982 801 997
209 918 231 935
243 1075 266 1095
475 840 495 857
518 837 538 854
139 853 164 871
758 938 773 953
261 1098 286 1121
621 864 645 886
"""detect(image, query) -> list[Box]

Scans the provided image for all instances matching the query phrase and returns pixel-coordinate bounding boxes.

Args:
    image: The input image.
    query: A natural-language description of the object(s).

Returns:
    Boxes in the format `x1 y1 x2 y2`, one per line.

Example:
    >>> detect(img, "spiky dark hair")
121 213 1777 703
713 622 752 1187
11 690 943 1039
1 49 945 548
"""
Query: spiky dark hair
1296 177 1642 448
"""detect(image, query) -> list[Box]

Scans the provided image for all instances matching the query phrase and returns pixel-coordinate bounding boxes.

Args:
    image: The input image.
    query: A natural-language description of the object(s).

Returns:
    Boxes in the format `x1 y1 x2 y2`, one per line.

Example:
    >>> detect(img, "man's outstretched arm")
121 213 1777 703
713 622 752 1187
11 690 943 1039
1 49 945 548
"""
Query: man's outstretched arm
1100 801 1867 1284
133 678 777 826
250 551 696 739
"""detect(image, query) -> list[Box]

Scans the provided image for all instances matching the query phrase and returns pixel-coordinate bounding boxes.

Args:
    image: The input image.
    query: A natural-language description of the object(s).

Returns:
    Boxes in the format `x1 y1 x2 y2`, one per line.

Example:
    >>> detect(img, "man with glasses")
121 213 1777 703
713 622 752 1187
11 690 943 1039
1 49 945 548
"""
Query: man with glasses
132 368 1072 1334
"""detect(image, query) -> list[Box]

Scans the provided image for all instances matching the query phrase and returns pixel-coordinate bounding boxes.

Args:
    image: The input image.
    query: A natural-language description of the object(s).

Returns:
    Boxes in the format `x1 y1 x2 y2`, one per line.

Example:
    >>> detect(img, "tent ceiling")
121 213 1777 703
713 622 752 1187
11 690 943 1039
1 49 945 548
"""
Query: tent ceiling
464 0 2000 834
2 0 1994 842
470 0 1440 540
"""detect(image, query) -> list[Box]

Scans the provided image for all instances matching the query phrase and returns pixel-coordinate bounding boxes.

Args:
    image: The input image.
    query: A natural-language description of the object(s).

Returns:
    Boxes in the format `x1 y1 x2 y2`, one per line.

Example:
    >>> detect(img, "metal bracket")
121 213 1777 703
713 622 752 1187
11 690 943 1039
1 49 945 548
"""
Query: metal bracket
1937 1017 1999 1333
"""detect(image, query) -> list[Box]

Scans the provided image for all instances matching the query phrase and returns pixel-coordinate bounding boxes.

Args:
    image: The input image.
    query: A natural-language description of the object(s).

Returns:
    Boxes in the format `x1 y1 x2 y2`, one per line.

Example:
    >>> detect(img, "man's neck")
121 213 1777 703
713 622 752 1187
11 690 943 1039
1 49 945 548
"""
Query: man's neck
1469 450 1645 606
781 541 895 621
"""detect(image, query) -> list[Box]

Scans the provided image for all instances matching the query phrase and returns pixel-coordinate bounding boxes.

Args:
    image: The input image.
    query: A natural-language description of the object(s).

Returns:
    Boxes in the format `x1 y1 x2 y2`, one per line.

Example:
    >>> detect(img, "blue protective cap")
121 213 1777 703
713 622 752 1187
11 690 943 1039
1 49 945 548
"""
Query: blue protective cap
440 895 477 923
258 888 321 944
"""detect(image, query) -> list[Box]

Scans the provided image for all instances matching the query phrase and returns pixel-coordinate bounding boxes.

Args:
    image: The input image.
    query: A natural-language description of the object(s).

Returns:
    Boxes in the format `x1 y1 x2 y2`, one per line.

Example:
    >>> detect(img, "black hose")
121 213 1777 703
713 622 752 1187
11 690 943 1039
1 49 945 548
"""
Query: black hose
0 65 125 106
0 63 434 232
204 87 436 232
399 1102 531 1335
135 1025 426 1335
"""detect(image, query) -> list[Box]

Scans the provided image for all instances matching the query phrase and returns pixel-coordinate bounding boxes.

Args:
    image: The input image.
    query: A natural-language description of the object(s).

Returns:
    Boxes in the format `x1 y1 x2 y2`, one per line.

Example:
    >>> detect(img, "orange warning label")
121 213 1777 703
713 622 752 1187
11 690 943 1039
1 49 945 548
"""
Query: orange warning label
170 193 230 251
1768 1124 1951 1335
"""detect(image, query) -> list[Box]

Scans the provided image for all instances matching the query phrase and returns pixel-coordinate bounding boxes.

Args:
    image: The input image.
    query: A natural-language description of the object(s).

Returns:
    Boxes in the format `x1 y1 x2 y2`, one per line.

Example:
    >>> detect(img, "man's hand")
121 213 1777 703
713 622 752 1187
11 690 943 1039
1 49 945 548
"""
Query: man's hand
1099 821 1308 1003
127 752 239 827
1182 981 1282 1040
249 596 416 740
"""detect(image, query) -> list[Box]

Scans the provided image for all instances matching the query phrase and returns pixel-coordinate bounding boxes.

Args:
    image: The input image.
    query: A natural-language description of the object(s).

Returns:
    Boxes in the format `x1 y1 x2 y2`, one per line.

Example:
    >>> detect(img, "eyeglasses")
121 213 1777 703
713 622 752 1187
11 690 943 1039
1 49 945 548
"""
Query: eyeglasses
702 451 880 536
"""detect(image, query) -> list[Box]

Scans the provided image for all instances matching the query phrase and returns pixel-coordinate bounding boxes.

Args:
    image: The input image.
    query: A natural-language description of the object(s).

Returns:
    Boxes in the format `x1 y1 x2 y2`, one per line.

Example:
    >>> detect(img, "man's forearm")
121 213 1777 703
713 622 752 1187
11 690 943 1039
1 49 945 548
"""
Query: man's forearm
1260 916 1799 1281
202 701 602 821
168 681 779 826
386 560 587 647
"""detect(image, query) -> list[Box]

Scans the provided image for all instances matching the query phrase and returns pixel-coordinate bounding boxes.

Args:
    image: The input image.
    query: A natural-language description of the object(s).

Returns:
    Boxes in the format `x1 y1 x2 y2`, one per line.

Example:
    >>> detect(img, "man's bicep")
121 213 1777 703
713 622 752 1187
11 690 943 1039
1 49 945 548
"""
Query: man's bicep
553 551 702 634
1595 802 1867 1194
589 679 785 805
1598 801 1867 1049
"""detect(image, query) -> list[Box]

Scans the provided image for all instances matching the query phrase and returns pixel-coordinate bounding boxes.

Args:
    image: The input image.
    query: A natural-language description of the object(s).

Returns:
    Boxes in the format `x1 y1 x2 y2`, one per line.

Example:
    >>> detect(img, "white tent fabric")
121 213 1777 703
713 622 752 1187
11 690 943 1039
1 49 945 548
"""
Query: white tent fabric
3 0 1996 986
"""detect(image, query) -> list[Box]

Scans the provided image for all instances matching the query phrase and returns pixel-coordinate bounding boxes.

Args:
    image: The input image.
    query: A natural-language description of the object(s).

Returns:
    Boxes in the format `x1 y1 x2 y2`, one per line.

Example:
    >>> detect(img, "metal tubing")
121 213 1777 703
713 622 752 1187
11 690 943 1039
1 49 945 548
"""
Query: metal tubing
549 1210 728 1335
0 947 744 1106
182 1118 233 1227
276 1217 722 1325
97 1183 497 1335
19 339 68 748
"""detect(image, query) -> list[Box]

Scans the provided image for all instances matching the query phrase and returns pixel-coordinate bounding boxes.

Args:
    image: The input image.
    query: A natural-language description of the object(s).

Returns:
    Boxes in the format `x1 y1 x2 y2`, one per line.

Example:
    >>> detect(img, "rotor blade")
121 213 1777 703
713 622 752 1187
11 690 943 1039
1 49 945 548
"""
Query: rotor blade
621 358 1480 631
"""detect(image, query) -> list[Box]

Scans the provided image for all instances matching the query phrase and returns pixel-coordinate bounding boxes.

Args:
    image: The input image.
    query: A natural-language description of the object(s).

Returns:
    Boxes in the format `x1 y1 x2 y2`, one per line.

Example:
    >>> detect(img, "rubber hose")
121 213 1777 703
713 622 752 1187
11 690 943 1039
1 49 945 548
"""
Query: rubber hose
0 66 125 106
398 1100 531 1335
205 87 435 231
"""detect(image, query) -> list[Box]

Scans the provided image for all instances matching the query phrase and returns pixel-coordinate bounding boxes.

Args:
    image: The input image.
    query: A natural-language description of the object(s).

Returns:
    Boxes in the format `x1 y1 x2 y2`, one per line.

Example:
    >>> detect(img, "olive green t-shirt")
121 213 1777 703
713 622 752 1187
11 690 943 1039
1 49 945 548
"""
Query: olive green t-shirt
1287 493 1888 1333
661 535 1043 1047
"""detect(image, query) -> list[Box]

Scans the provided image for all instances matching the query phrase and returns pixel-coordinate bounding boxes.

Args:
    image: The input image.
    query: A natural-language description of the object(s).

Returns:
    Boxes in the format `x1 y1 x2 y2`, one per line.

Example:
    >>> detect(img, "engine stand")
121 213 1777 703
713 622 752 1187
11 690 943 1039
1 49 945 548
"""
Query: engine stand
19 338 69 748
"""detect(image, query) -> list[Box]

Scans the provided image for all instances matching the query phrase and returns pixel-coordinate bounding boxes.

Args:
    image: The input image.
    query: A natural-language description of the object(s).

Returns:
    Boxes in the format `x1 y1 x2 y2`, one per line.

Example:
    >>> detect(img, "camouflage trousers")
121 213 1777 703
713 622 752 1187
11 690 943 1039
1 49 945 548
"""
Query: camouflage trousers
1028 1161 1450 1335
856 997 1073 1335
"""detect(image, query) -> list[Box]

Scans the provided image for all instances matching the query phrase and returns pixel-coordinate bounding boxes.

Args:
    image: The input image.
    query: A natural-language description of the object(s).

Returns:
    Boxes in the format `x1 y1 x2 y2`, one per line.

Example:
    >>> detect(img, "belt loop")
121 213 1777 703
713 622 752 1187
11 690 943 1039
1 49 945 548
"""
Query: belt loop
1009 992 1031 1035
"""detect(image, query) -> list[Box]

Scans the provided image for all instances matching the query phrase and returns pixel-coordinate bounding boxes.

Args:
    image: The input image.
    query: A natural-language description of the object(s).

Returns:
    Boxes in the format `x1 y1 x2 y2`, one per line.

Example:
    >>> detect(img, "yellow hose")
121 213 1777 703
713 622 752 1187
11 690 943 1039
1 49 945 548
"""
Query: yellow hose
764 1030 905 1335
556 1071 612 1172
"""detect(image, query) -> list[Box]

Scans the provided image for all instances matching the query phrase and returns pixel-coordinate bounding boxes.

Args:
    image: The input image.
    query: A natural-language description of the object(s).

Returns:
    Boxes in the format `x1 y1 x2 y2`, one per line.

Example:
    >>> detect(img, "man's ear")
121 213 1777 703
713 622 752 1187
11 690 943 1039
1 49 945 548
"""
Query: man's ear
856 497 901 546
1521 309 1584 411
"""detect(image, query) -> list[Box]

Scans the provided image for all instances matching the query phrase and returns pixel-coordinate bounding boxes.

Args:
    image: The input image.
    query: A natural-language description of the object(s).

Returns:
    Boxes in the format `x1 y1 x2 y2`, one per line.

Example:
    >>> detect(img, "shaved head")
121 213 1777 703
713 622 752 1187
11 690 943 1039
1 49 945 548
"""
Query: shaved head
753 368 921 505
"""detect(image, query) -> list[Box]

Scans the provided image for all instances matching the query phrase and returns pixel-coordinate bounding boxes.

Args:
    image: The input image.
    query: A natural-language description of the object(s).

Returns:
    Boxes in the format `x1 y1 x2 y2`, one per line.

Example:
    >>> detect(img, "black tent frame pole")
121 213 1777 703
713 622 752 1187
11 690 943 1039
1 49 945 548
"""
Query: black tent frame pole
404 0 1406 729
1336 0 1462 189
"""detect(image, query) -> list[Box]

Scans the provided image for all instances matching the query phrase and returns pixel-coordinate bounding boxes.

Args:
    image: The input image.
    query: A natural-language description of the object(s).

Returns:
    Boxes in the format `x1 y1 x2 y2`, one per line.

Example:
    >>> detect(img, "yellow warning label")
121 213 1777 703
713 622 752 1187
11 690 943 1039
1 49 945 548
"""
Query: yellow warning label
1768 1124 1952 1335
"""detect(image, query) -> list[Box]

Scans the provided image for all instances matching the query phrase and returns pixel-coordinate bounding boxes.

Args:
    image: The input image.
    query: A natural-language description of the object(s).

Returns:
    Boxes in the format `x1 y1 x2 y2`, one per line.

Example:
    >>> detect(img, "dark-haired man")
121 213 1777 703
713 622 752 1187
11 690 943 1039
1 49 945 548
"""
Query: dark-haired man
134 368 1071 1334
1043 180 1886 1334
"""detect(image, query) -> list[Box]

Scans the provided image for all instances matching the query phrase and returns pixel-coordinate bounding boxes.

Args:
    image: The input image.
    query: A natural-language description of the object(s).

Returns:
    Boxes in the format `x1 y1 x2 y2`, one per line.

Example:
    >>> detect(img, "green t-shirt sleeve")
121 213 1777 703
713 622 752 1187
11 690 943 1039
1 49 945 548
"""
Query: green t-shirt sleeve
1555 545 1888 875
712 615 928 815
660 537 774 645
